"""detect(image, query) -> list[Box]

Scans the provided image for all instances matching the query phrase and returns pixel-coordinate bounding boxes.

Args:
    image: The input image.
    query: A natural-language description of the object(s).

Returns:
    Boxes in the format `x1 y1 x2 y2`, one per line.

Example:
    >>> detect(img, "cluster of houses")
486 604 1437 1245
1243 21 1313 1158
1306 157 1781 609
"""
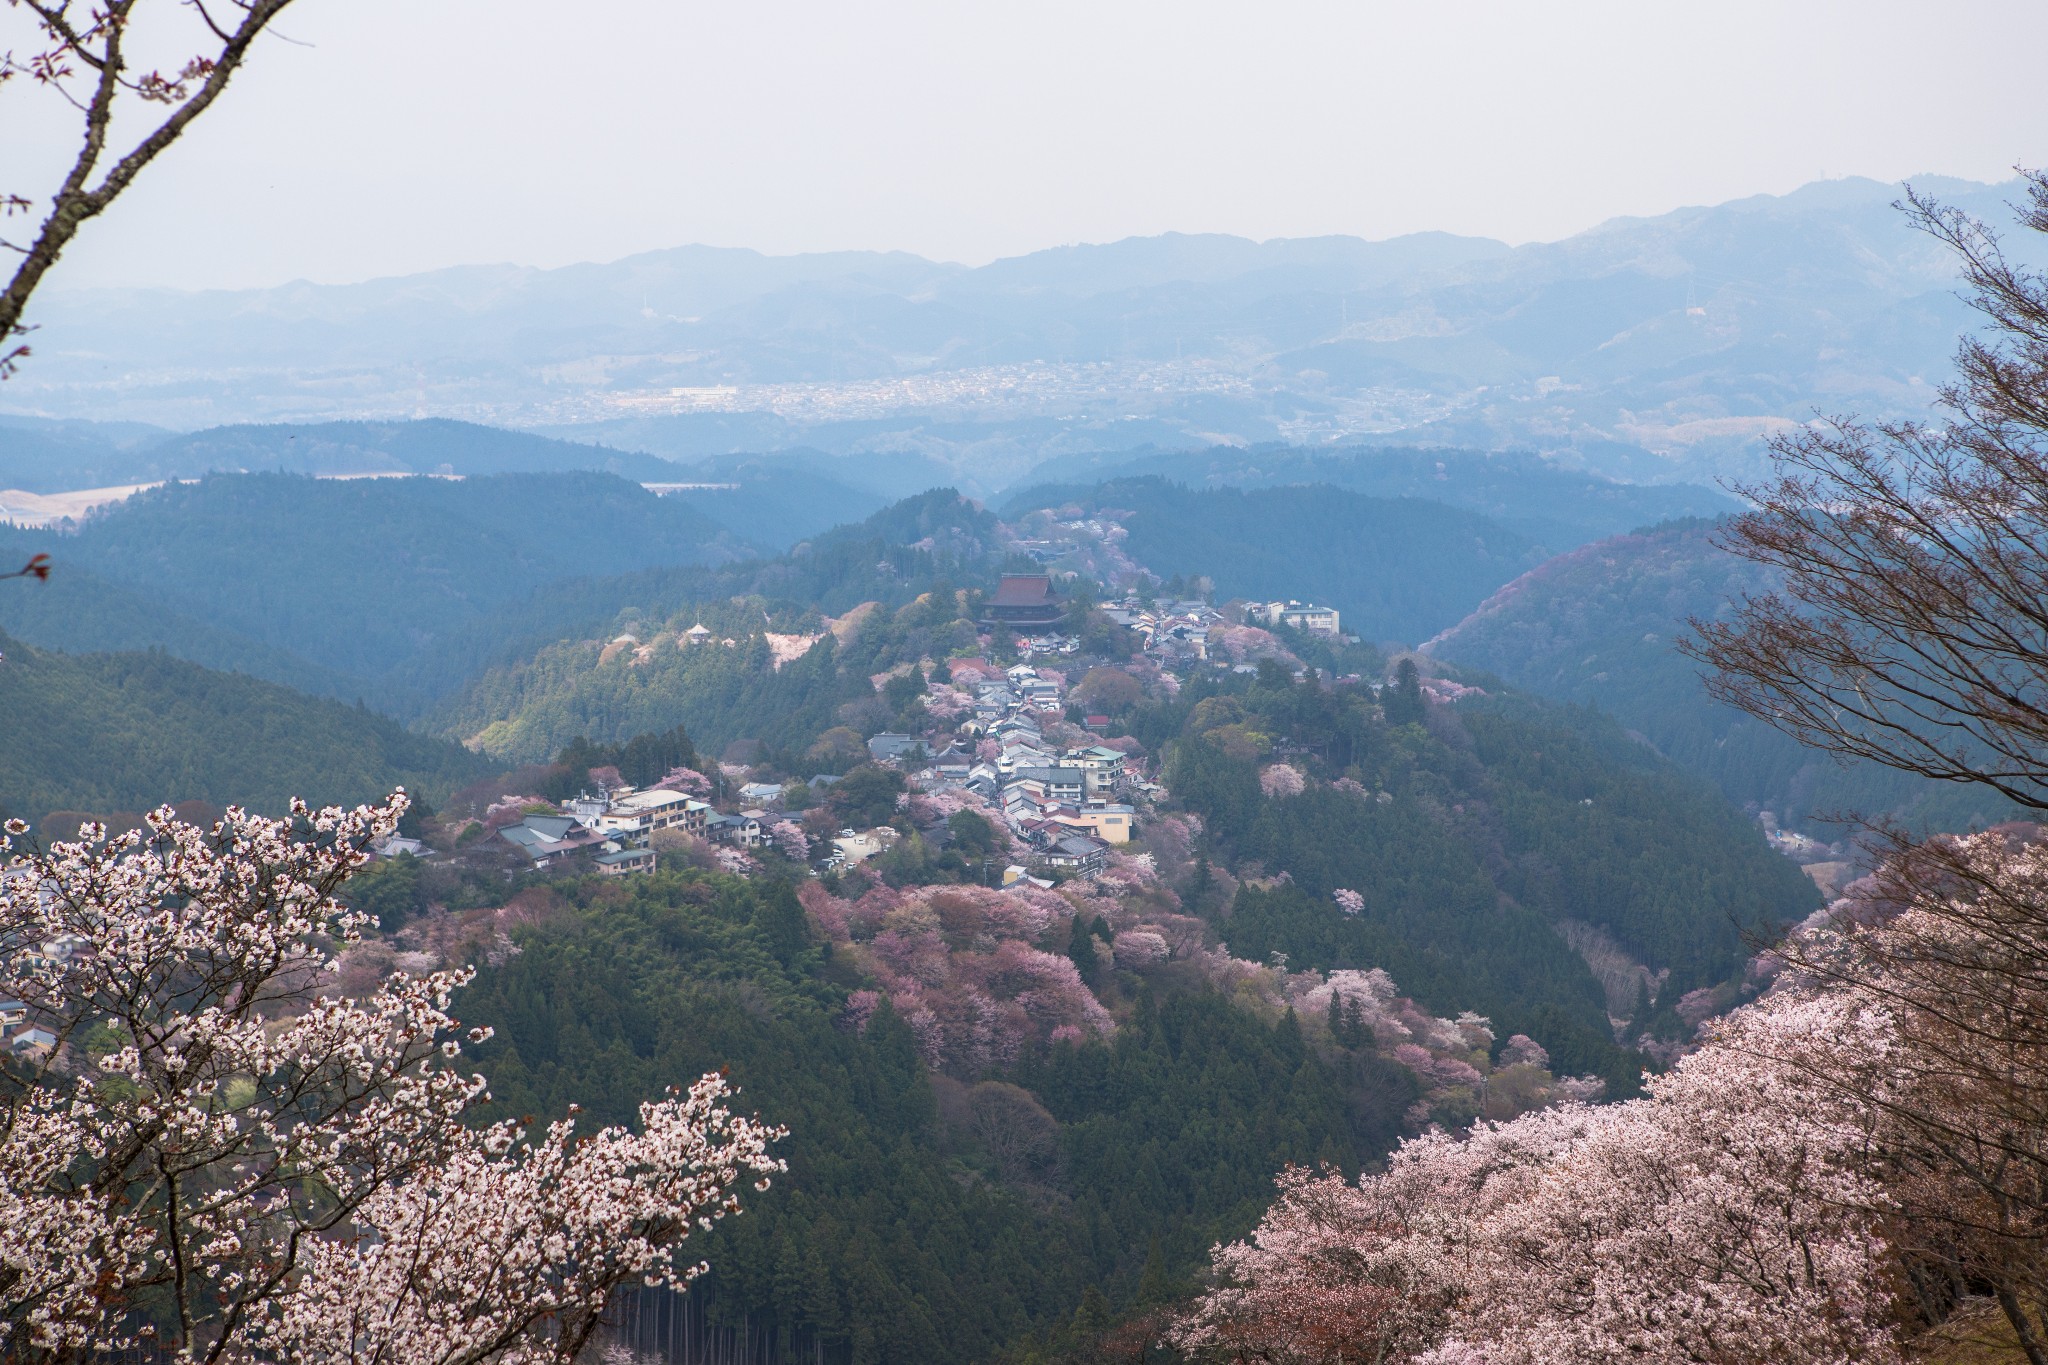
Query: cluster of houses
897 662 1140 880
1100 597 1224 664
0 867 70 1061
490 783 771 876
1094 595 1342 667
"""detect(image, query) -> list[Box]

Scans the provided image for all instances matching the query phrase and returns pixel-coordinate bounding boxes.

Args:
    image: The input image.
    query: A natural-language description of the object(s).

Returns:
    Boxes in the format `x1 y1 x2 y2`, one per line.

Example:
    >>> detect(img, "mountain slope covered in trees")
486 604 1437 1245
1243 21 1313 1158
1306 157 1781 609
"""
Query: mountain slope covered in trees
647 450 894 551
0 631 489 824
420 490 1020 752
1424 519 2018 833
436 658 1820 1360
1005 477 1543 644
460 871 1382 1364
1143 667 1818 1082
0 471 751 696
1007 445 1738 553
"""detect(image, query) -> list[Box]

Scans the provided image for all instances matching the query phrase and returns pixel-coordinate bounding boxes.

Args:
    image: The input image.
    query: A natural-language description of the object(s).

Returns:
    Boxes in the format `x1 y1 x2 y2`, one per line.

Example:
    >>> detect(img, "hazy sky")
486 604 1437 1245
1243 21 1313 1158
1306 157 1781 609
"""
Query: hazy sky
10 0 2048 291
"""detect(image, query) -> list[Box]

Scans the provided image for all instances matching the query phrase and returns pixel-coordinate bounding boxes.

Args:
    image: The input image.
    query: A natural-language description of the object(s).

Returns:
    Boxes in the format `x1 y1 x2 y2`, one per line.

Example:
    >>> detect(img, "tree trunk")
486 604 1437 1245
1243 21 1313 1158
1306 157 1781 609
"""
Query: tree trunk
1996 1285 2048 1365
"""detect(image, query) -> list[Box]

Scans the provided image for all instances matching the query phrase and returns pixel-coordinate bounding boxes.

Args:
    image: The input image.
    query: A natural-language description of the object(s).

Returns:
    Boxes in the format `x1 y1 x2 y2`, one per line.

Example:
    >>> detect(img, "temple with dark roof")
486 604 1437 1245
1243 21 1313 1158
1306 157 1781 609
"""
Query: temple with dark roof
981 574 1065 632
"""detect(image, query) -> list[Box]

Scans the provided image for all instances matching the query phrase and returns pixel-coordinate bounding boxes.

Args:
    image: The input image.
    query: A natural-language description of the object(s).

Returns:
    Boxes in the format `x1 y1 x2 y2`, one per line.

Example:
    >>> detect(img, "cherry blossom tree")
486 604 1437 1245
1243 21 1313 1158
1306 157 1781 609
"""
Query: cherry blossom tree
1168 1163 1458 1365
765 818 810 861
1768 827 2048 1359
1178 991 1903 1365
1181 821 2048 1363
1423 995 1899 1365
1258 764 1306 799
0 796 783 1362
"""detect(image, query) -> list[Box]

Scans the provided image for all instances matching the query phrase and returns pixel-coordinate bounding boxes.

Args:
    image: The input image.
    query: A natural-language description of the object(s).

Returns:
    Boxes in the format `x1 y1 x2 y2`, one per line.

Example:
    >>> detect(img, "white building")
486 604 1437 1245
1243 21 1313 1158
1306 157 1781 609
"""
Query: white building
1261 600 1341 635
590 788 710 844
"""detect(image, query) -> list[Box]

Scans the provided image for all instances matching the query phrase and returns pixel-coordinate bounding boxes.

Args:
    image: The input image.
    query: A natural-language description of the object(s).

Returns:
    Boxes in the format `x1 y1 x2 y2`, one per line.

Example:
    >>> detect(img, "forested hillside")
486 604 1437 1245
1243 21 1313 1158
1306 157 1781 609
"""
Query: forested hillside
425 653 1816 1360
650 451 893 550
0 415 173 492
424 491 1021 753
0 631 488 824
459 872 1385 1363
1005 477 1542 644
1425 519 2018 833
0 556 348 693
1009 444 1738 552
0 471 750 693
1143 667 1817 1082
435 576 984 763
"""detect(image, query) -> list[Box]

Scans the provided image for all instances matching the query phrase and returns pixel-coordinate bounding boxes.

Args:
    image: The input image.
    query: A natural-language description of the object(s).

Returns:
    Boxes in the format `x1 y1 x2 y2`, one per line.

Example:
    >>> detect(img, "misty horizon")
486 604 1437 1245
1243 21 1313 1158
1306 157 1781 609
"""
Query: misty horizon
26 170 2024 300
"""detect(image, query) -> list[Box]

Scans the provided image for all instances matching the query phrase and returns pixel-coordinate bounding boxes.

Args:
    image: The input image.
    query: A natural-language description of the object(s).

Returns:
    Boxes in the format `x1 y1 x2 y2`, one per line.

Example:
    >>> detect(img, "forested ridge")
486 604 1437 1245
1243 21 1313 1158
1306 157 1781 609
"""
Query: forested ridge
1004 443 1737 554
427 491 1024 757
0 630 489 822
1003 477 1543 644
0 415 688 491
0 471 750 698
1427 517 2020 833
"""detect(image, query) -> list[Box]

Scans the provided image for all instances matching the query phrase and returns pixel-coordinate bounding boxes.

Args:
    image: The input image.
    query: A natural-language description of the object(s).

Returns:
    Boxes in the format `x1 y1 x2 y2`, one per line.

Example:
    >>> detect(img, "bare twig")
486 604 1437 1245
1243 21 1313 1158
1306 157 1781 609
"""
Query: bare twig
1682 170 2048 813
0 0 303 372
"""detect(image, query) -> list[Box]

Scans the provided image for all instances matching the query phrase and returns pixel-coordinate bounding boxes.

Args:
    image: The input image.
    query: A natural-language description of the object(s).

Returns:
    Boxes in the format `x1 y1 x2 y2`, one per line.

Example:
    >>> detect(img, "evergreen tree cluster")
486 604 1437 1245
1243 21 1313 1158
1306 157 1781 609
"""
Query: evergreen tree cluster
456 870 1393 1364
1150 667 1820 1085
0 630 489 828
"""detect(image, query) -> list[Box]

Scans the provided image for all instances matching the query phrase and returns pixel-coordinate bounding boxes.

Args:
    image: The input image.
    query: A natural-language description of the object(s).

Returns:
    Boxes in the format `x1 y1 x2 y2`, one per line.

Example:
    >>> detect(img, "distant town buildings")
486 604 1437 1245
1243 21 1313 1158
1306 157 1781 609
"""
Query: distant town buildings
866 733 925 763
884 660 1137 873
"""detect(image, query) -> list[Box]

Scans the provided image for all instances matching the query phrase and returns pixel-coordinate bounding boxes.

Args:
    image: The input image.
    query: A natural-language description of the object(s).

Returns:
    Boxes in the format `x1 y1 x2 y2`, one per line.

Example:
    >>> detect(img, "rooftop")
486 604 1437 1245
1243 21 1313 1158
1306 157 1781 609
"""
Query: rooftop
612 788 697 812
990 574 1059 608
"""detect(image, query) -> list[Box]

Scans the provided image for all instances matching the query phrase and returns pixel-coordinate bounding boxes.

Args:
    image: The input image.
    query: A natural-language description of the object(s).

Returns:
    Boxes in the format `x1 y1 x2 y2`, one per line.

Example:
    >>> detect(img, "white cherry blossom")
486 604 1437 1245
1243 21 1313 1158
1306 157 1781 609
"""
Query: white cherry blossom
0 796 783 1363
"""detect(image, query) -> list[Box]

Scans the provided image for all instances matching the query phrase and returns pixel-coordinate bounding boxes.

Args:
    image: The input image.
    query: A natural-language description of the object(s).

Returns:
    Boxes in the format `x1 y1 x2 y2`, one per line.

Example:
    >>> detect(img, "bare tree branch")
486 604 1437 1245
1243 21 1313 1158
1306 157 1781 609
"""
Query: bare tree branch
0 0 302 369
1682 170 2048 814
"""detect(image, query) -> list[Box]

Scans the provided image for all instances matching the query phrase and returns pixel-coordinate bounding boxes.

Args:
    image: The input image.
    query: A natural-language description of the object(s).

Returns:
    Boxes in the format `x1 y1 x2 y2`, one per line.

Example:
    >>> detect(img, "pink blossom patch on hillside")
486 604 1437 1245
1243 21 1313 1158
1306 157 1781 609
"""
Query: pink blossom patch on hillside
1259 763 1307 798
763 632 823 669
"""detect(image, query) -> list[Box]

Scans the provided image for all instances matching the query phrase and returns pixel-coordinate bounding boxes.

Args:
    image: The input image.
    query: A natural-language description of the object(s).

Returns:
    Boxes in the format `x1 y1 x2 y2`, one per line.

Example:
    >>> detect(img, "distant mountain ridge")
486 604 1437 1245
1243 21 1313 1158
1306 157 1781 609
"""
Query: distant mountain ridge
0 417 682 493
5 176 2024 490
1004 444 1740 553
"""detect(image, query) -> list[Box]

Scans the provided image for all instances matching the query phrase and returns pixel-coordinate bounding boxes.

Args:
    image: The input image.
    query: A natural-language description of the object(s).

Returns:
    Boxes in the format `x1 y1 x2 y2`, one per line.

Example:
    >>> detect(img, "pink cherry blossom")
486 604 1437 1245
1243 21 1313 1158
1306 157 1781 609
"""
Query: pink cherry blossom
0 796 782 1361
1259 763 1307 798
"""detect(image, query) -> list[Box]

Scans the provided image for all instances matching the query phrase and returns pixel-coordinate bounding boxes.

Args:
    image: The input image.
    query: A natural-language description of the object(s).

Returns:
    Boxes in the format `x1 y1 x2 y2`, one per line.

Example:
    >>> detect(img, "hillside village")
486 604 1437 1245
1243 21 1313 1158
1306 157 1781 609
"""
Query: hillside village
7 11 2040 1352
457 574 1348 892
